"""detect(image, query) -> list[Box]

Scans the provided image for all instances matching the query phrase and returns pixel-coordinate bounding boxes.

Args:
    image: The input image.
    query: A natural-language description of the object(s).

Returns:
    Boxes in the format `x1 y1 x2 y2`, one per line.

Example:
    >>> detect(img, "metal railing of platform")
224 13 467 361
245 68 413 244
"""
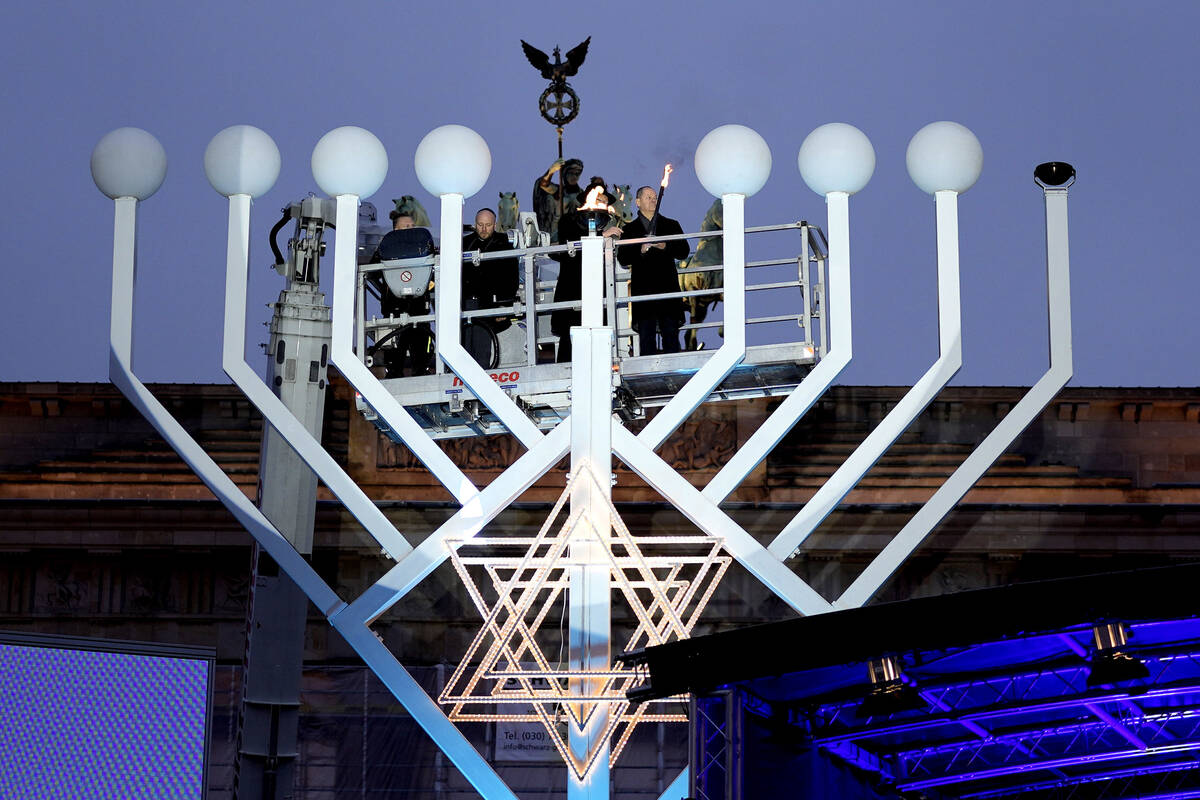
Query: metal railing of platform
354 220 829 377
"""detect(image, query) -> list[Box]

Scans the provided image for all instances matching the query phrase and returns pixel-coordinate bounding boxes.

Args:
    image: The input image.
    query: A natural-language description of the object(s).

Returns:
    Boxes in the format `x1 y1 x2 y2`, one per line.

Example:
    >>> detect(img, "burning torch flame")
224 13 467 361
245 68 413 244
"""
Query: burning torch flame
579 185 615 214
660 163 673 189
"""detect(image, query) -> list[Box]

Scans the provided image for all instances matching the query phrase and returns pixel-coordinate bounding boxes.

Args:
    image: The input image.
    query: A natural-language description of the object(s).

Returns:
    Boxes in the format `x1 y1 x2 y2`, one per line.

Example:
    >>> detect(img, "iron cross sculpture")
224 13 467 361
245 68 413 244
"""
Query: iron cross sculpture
522 36 590 131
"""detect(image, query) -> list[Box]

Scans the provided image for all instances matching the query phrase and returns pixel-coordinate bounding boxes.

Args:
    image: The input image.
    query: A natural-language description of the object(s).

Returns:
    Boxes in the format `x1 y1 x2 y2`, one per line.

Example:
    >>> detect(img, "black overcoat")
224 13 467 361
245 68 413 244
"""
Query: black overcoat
617 215 690 322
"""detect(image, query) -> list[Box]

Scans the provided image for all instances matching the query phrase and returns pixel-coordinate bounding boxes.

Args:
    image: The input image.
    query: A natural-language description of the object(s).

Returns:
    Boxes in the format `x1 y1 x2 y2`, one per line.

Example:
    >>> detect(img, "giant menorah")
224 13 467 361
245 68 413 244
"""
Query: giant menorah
94 118 1072 799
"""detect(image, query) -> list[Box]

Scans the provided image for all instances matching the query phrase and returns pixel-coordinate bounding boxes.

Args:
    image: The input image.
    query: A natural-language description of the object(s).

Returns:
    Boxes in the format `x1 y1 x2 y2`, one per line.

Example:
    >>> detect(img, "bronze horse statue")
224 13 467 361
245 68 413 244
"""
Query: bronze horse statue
497 192 520 232
391 195 432 228
678 198 723 351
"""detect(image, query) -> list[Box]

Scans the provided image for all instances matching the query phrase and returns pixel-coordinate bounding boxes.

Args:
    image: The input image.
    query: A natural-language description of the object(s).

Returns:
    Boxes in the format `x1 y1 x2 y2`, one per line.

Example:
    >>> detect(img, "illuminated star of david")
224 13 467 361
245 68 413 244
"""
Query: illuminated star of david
439 467 731 779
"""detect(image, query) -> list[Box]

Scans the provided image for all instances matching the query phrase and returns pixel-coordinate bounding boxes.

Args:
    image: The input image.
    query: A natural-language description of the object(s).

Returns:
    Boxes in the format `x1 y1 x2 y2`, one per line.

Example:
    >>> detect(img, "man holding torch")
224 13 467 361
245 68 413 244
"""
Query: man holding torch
618 166 690 355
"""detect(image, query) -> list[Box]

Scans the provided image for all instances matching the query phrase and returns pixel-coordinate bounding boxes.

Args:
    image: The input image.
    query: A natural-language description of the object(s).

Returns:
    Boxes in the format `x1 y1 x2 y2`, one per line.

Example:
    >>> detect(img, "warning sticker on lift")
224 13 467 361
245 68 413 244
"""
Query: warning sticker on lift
448 371 520 393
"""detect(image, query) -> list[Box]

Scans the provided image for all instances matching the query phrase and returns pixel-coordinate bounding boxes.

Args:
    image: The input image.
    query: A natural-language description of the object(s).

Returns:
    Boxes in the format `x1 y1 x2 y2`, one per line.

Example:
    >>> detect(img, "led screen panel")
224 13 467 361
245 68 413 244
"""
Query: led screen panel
0 632 213 799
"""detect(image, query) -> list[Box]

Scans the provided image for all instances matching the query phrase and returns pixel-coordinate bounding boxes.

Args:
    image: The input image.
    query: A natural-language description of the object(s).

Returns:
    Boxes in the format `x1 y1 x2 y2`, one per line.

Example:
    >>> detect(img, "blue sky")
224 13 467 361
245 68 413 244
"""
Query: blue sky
2 0 1197 386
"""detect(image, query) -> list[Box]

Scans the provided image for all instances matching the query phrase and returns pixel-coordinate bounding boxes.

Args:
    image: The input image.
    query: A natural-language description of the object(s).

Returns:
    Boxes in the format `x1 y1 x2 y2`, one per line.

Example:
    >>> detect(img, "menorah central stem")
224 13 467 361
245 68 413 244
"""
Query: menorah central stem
566 231 614 796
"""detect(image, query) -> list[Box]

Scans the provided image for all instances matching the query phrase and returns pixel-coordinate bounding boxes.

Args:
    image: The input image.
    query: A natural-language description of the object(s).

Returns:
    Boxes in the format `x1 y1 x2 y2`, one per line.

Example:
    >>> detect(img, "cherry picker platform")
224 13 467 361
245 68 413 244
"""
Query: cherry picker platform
352 214 829 440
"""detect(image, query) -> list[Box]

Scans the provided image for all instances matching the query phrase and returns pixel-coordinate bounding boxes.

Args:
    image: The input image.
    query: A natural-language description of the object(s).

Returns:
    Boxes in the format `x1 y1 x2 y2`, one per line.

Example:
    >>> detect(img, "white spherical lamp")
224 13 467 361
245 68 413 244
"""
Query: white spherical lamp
204 125 281 198
311 126 388 198
797 123 875 196
91 127 167 200
694 124 772 197
906 121 983 194
414 125 491 198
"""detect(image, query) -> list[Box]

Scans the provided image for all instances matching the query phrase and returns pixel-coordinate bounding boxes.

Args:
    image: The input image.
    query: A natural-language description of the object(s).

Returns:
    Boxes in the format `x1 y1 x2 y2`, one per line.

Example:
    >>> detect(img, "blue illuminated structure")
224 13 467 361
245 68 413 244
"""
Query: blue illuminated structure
623 564 1200 799
0 631 214 799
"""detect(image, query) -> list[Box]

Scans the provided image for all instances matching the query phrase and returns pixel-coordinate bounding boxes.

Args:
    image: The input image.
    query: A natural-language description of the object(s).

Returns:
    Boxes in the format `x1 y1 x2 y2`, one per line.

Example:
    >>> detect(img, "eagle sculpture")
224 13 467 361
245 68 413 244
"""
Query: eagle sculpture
520 36 591 85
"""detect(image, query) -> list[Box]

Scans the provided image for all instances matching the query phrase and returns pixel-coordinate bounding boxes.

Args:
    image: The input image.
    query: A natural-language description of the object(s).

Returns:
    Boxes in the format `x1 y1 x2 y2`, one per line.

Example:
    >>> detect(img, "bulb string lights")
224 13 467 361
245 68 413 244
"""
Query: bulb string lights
439 465 730 777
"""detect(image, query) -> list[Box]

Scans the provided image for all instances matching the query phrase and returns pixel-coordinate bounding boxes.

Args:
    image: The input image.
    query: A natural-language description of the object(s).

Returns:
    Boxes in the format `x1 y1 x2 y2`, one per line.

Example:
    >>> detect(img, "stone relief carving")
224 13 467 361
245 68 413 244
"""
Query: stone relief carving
41 562 87 613
375 405 741 474
128 571 175 615
656 407 738 471
377 433 527 471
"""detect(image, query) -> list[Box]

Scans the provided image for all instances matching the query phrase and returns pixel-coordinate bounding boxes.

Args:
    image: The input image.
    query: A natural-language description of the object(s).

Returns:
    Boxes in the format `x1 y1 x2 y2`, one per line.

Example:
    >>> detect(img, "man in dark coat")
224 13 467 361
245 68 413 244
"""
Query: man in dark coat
550 179 621 363
461 208 519 368
618 186 690 355
462 208 518 311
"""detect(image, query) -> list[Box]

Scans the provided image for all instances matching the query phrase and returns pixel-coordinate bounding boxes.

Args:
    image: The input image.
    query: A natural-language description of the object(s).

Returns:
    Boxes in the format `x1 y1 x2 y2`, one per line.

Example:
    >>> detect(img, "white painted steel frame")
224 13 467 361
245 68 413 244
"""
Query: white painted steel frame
108 159 1071 799
336 422 570 624
834 186 1073 609
107 191 572 800
767 190 965 559
702 191 855 503
220 194 411 560
329 194 478 504
567 325 615 798
614 426 834 618
108 196 342 618
434 193 543 446
638 194 747 450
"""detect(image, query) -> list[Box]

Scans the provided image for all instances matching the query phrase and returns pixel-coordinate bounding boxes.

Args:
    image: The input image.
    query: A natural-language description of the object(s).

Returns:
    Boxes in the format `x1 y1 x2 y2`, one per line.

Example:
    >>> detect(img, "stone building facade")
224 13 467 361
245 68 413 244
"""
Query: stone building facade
2 379 1197 797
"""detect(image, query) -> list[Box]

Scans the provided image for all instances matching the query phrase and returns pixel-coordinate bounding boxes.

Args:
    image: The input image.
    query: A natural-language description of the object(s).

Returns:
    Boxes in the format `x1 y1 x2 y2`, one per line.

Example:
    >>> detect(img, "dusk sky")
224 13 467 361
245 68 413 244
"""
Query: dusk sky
3 1 1197 388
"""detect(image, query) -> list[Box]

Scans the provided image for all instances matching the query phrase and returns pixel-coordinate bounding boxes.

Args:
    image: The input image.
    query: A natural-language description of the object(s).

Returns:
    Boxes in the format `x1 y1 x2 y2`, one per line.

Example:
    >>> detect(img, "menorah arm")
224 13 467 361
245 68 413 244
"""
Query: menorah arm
435 193 544 446
613 426 834 617
220 194 413 560
331 612 520 800
656 767 690 800
768 190 965 559
835 188 1073 609
637 194 747 449
107 197 342 616
703 191 855 503
335 421 571 626
328 194 480 503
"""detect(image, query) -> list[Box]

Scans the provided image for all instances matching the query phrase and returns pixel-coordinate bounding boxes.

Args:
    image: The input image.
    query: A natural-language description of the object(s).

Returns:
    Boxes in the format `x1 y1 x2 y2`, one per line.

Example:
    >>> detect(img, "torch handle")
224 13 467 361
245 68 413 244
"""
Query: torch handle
556 127 564 225
649 185 667 236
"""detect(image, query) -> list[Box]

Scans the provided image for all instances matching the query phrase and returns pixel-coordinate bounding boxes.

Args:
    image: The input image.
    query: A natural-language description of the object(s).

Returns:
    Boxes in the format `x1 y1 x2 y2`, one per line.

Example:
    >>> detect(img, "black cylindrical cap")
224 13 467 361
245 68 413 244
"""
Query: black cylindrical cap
1035 162 1076 187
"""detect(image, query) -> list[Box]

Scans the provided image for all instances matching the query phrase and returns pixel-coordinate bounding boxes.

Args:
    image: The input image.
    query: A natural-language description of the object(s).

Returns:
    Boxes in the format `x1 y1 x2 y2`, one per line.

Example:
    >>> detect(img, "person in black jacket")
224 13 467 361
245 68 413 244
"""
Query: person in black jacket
462 208 518 311
618 186 690 355
461 208 519 367
550 180 622 363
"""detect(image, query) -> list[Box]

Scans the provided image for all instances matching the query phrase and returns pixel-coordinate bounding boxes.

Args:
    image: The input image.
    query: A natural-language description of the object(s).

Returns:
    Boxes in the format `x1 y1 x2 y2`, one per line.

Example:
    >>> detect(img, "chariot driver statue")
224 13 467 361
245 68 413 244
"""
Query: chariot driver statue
533 157 584 240
521 35 590 240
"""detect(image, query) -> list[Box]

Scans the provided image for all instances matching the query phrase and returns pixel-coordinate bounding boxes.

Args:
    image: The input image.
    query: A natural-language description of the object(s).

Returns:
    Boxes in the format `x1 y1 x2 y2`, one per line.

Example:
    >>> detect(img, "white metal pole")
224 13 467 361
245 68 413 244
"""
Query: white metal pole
768 190 963 559
703 191 854 503
108 197 137 362
836 185 1073 609
638 193 746 449
218 193 412 561
580 234 604 327
435 194 543 445
567 229 612 798
328 194 479 503
106 195 341 616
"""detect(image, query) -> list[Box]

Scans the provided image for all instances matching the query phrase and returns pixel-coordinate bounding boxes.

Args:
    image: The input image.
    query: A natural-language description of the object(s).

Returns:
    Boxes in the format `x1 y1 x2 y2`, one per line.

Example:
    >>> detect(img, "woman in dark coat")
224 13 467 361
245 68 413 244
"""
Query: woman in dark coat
549 179 621 362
